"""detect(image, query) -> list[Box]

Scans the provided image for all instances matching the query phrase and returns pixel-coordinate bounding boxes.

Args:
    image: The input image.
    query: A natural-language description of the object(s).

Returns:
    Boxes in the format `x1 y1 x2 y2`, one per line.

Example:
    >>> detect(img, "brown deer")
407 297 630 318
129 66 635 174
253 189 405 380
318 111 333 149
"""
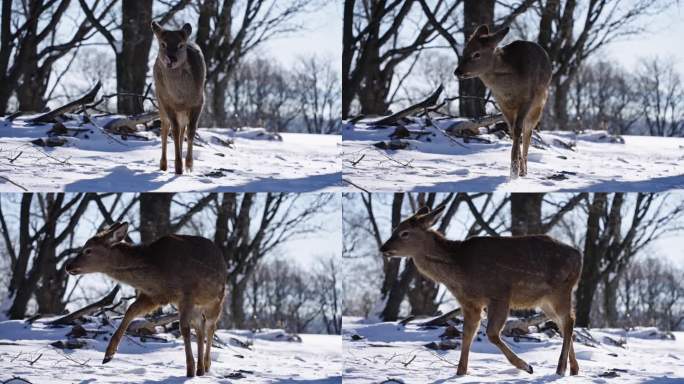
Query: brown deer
65 222 227 377
151 21 206 175
454 25 552 179
379 206 581 376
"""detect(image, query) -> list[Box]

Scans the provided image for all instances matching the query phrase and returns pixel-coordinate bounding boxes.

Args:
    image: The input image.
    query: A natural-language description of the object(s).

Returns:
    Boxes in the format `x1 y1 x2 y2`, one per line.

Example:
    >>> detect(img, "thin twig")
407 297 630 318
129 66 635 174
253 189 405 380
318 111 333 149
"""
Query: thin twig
342 178 370 193
0 175 28 191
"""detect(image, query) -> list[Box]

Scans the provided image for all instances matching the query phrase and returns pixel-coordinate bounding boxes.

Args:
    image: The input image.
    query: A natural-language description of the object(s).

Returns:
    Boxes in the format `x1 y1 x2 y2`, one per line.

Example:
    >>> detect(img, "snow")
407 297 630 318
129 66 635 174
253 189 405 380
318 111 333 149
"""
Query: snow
0 318 342 383
342 118 684 192
0 115 341 192
343 317 684 383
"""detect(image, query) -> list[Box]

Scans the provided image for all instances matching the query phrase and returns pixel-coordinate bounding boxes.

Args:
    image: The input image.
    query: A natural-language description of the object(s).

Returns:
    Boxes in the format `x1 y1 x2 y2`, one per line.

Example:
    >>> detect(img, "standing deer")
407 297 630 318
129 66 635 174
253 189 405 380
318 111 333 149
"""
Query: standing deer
379 206 581 376
454 25 552 179
65 222 227 377
151 21 206 175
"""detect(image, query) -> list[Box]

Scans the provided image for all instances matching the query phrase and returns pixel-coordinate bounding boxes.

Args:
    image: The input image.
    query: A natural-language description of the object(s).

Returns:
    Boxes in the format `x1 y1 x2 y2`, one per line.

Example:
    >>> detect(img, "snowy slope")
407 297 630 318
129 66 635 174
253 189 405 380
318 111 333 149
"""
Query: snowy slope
343 317 684 383
342 118 684 192
0 319 342 383
0 115 341 192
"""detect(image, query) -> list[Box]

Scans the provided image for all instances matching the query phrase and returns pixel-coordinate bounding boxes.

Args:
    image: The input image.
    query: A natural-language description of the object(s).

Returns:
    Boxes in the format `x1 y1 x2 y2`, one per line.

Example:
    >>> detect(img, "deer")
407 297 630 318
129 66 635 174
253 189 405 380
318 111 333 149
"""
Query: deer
379 206 582 376
454 24 552 179
64 222 227 377
151 21 206 175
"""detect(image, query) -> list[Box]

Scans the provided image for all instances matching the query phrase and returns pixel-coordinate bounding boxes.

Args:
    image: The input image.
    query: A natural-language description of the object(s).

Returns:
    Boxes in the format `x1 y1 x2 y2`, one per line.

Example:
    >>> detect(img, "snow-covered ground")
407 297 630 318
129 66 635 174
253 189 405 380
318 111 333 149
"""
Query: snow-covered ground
342 118 684 192
0 319 342 383
0 115 341 192
343 317 684 383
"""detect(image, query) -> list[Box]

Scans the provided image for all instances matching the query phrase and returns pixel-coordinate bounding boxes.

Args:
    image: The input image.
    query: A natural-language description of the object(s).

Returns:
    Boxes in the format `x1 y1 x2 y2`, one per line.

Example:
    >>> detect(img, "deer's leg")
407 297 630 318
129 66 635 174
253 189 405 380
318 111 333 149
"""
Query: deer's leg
486 300 533 374
179 301 196 377
103 295 157 364
160 115 169 171
195 315 206 376
169 116 183 175
186 106 201 172
551 293 577 376
522 104 543 177
204 299 222 371
457 304 482 376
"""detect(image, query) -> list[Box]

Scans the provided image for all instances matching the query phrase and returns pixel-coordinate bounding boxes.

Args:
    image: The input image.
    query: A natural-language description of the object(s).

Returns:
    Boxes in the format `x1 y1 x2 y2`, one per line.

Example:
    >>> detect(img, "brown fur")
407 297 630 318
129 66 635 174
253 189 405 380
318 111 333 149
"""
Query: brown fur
151 21 206 175
65 222 227 377
380 206 581 376
455 25 552 179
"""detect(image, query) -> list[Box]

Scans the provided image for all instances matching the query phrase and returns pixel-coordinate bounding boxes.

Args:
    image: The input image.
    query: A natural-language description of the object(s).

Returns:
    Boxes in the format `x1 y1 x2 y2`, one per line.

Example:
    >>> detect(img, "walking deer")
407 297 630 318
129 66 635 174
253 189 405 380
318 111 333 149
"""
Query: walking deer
65 222 227 377
454 25 552 179
151 21 206 175
379 206 582 376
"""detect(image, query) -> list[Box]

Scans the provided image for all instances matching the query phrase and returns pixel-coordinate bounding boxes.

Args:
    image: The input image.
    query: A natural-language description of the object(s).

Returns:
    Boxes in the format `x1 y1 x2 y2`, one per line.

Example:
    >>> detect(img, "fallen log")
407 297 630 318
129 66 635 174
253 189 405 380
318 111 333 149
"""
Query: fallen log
127 312 179 335
417 308 462 327
29 81 102 124
103 111 159 134
445 113 504 136
369 85 444 126
49 284 120 326
502 313 548 337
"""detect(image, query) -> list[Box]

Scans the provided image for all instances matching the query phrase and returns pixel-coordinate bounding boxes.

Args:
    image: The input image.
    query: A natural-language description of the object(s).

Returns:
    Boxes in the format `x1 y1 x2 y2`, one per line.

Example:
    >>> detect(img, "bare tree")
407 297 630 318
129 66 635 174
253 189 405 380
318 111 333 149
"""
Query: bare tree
294 56 341 134
213 193 331 328
637 57 684 137
195 0 314 126
0 0 117 114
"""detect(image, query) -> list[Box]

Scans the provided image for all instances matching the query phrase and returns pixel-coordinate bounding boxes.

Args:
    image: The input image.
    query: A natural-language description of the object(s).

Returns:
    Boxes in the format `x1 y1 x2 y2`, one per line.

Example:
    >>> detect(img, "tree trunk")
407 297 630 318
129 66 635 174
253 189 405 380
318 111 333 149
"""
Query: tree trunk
229 277 247 329
117 0 153 115
575 193 607 327
139 193 173 243
603 274 619 327
510 193 544 236
210 77 228 127
341 0 355 119
408 273 440 316
553 78 570 130
459 0 494 117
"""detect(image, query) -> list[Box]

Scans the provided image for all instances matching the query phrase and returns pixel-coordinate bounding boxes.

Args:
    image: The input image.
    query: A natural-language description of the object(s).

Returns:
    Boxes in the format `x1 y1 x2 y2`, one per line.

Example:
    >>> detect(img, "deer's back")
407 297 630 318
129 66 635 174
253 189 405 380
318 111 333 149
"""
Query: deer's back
450 235 581 307
153 43 206 112
138 235 226 304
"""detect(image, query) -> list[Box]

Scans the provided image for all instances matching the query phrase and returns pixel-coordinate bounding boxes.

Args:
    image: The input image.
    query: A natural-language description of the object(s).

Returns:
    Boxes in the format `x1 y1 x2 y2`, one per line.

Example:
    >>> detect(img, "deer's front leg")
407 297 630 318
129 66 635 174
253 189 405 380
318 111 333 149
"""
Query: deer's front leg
103 295 156 364
171 119 183 175
160 118 169 171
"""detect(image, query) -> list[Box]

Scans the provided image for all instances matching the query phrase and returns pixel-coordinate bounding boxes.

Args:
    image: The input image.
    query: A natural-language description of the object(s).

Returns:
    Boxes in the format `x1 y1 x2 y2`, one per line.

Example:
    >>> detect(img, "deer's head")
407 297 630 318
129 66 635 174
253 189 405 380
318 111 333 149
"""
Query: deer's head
65 222 129 275
454 24 509 79
151 21 193 69
379 205 445 258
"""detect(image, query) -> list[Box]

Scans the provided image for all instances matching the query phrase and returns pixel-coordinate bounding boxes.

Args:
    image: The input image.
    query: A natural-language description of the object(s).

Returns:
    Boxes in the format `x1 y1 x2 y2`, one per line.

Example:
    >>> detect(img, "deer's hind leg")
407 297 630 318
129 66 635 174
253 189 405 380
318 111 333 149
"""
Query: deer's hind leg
179 300 196 377
521 103 544 177
542 293 578 376
203 298 223 372
486 300 534 374
195 314 206 376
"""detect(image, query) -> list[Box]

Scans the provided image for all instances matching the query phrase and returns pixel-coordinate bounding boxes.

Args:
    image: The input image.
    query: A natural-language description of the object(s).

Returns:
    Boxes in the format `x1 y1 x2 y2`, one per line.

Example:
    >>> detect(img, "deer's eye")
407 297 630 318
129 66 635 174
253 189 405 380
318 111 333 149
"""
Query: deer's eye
161 42 167 48
178 43 186 49
84 248 92 255
399 231 410 239
472 52 481 60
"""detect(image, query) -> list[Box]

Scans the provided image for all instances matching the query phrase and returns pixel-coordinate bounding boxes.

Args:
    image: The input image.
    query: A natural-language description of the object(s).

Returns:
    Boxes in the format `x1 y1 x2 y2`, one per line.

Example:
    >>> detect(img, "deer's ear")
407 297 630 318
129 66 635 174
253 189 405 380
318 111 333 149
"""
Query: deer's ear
418 205 446 228
472 24 489 39
415 206 430 216
483 26 509 46
182 23 192 39
108 222 129 245
151 21 162 36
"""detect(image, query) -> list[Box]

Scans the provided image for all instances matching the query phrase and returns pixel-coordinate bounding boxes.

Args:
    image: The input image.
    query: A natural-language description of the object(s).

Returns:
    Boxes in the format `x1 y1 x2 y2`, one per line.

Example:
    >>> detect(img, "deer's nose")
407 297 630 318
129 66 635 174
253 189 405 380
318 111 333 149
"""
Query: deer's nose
454 67 462 77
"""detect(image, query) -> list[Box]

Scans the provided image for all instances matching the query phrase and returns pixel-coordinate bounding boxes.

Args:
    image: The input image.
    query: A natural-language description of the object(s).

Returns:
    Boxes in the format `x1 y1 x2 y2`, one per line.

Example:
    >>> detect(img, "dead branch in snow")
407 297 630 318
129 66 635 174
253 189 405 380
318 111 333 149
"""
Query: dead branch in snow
370 85 444 126
28 82 102 124
49 285 121 326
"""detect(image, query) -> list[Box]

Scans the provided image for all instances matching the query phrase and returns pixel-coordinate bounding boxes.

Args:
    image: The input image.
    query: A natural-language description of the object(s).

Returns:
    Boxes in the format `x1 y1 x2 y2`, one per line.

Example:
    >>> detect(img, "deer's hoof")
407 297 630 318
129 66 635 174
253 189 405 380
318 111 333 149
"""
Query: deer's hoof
570 367 579 376
524 364 534 374
102 355 112 364
196 367 205 376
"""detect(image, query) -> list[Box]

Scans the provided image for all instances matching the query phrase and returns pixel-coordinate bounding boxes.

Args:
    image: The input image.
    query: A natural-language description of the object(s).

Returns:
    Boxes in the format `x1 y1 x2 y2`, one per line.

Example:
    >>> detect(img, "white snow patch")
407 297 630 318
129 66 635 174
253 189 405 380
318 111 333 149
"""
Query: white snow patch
0 115 341 192
343 316 684 383
342 118 684 192
0 319 342 383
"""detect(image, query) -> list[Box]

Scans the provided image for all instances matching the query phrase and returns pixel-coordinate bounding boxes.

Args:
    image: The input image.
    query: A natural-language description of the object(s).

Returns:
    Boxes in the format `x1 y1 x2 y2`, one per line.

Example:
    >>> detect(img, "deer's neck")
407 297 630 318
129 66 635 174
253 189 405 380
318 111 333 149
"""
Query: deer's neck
105 243 152 288
412 231 463 284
